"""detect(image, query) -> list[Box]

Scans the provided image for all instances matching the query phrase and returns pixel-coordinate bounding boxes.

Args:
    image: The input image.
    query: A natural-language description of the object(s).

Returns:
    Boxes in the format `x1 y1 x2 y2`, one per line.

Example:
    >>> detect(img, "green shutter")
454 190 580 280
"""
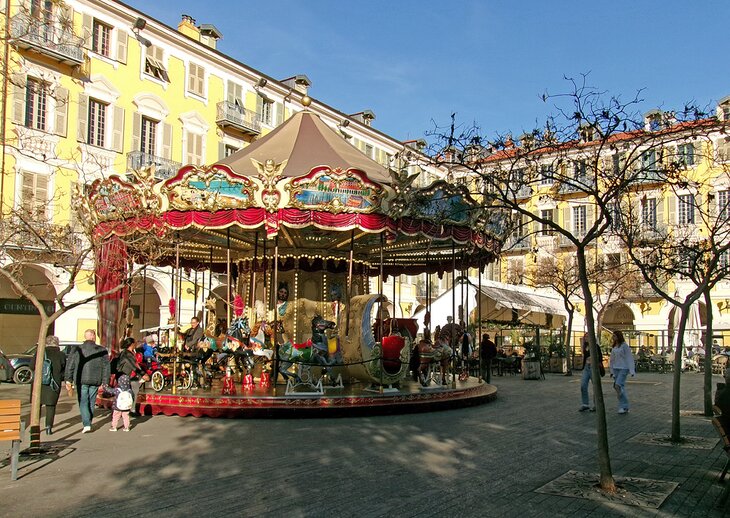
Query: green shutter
76 93 88 143
112 105 125 152
162 123 172 159
54 87 68 137
131 112 141 152
11 74 26 125
117 30 128 64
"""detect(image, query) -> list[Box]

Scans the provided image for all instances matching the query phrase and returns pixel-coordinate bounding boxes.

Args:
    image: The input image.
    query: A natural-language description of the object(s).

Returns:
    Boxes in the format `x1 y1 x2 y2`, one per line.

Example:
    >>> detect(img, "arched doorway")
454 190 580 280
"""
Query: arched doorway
128 274 164 336
0 265 56 353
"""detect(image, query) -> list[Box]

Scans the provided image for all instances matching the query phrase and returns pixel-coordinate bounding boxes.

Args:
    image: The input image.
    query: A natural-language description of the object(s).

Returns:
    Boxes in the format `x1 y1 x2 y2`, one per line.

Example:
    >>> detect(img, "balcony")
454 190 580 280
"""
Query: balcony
216 101 261 135
505 236 531 251
10 13 84 66
127 152 182 180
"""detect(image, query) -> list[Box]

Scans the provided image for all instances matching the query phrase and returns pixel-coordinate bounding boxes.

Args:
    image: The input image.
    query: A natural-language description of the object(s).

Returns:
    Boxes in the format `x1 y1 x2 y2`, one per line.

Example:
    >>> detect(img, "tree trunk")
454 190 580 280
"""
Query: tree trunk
670 305 689 443
703 288 714 416
28 319 50 452
564 309 574 376
576 249 615 492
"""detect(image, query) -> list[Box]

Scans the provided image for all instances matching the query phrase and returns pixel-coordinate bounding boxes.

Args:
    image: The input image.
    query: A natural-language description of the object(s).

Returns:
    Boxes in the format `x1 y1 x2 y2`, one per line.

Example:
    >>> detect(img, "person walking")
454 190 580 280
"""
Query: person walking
609 330 635 414
579 335 603 412
34 335 66 435
116 337 148 415
480 333 497 383
109 374 134 432
65 329 110 433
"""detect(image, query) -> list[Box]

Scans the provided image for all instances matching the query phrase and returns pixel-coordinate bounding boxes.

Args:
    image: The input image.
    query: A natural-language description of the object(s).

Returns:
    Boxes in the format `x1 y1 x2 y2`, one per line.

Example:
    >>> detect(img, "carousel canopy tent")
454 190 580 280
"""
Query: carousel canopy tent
413 278 566 331
84 101 505 276
217 110 391 183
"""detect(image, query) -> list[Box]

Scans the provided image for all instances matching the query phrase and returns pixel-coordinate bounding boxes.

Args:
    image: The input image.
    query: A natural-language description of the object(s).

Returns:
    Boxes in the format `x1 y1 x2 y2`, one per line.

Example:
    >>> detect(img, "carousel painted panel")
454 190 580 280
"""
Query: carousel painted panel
86 176 144 221
162 165 257 211
409 181 476 226
287 166 383 213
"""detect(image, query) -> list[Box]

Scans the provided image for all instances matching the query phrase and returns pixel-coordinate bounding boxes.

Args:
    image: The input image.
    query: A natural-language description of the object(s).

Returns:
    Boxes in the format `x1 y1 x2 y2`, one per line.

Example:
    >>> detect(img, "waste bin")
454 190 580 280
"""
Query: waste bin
522 359 541 380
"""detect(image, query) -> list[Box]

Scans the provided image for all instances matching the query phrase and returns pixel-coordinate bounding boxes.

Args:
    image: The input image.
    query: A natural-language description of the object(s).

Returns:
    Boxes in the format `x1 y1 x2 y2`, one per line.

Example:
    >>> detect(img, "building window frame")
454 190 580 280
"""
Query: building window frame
91 19 112 57
678 193 695 225
87 98 107 147
25 77 48 131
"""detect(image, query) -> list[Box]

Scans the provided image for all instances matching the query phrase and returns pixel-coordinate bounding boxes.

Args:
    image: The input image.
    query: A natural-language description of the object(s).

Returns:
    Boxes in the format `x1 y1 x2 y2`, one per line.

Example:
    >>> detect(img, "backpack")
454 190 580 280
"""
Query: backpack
41 352 54 387
116 390 134 411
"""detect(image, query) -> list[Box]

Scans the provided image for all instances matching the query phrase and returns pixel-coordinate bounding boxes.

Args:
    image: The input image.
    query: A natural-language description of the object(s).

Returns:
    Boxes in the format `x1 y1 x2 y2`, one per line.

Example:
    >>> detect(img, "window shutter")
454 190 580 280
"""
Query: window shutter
227 80 235 105
656 196 664 228
218 142 225 160
668 195 676 225
82 13 93 45
112 105 125 152
76 93 88 143
275 101 283 126
586 203 595 231
117 30 128 64
162 122 172 159
131 112 141 151
256 94 263 119
54 87 68 137
11 74 26 125
562 206 571 229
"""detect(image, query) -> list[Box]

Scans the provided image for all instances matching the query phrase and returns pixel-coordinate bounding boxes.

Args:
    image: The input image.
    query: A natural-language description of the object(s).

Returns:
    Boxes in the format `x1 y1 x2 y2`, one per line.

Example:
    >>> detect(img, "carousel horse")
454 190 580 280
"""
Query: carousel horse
417 338 453 386
223 315 256 373
277 315 339 382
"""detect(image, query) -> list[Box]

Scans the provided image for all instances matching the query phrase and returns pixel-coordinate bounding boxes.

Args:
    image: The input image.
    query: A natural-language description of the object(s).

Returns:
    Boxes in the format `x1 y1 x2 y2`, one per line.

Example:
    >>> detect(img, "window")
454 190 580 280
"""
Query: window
539 165 553 185
573 160 587 179
92 20 112 57
144 45 169 82
187 63 205 97
257 95 272 125
364 143 374 159
609 201 622 230
612 152 626 175
717 137 730 162
677 143 695 167
540 209 554 235
719 190 729 220
573 205 587 237
140 116 157 154
185 132 203 165
678 194 695 225
606 253 621 268
720 249 730 270
224 144 239 158
87 99 107 147
641 197 657 230
21 171 48 216
25 77 48 131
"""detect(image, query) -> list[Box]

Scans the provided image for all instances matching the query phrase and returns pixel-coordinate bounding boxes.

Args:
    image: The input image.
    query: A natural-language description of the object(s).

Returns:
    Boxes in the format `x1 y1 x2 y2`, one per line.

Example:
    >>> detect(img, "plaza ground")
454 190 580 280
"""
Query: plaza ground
0 371 728 517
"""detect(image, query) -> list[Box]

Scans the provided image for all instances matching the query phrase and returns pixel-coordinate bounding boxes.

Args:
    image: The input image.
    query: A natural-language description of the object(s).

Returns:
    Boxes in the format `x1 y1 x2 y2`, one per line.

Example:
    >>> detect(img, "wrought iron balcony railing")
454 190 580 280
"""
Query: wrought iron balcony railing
10 12 84 65
216 101 261 135
127 151 182 180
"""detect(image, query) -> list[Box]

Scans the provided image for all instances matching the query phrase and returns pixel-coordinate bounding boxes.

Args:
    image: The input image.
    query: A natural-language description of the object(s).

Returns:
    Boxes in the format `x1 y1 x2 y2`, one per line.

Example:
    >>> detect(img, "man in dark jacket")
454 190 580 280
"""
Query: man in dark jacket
65 329 110 433
183 317 204 350
480 333 497 383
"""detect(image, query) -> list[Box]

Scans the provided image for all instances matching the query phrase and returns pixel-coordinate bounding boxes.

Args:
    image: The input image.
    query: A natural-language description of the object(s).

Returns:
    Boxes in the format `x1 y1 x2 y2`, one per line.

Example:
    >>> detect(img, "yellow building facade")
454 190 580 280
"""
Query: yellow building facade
0 0 435 351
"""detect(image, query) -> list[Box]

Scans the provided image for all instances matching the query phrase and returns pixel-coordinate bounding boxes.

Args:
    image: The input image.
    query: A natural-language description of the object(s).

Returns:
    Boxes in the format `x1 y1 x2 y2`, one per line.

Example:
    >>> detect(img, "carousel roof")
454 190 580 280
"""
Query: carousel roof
217 109 391 183
83 99 506 276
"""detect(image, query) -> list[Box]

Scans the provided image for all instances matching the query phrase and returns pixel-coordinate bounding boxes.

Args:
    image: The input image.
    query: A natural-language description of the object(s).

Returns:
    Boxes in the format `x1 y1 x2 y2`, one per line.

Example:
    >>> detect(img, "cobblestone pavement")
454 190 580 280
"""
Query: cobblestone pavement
0 371 728 517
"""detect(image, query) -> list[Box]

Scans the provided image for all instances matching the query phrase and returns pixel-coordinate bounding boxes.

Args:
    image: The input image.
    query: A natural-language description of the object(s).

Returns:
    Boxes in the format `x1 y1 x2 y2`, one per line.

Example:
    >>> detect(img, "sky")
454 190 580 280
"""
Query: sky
125 0 729 143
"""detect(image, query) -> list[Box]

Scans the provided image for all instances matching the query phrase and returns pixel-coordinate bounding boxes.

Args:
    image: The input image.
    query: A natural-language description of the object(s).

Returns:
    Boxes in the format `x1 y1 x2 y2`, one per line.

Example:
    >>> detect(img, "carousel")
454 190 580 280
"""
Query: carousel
85 97 506 417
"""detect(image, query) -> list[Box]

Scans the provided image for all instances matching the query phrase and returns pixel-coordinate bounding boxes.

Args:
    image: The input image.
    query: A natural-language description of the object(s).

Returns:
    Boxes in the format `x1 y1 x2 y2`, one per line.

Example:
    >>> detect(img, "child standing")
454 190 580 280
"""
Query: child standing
110 374 134 431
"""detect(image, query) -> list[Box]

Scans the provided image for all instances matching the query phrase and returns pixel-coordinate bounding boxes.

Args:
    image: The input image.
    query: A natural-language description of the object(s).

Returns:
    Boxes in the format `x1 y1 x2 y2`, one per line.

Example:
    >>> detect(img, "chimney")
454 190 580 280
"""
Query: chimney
177 14 200 40
281 75 311 95
199 24 223 50
350 110 376 127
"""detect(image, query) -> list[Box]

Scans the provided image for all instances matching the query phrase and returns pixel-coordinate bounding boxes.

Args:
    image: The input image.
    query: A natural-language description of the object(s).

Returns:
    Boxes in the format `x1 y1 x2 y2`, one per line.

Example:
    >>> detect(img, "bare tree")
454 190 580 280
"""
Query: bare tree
619 144 730 430
429 76 714 492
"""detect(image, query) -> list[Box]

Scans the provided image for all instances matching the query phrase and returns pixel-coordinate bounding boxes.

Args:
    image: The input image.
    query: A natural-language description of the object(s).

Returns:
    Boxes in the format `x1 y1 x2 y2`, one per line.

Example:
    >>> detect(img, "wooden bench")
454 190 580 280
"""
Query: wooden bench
0 400 22 480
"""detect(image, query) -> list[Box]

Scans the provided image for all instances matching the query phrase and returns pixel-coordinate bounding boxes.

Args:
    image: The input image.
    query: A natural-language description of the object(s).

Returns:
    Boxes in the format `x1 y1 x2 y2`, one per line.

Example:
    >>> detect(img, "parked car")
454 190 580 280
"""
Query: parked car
0 342 80 384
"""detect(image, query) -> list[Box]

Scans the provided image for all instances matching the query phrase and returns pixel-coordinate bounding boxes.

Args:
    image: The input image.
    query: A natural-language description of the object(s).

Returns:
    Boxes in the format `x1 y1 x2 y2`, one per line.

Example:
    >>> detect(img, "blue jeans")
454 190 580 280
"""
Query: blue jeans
613 368 630 411
79 384 99 427
580 365 593 407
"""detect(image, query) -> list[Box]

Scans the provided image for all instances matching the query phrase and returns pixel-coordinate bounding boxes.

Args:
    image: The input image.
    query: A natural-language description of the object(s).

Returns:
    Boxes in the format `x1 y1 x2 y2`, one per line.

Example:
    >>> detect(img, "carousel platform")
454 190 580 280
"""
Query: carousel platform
98 377 497 418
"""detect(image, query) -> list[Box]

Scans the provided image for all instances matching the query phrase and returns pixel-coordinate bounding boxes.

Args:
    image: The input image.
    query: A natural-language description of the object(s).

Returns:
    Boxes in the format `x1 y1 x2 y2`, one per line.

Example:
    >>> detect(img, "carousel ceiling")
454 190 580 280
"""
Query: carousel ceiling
81 107 507 275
